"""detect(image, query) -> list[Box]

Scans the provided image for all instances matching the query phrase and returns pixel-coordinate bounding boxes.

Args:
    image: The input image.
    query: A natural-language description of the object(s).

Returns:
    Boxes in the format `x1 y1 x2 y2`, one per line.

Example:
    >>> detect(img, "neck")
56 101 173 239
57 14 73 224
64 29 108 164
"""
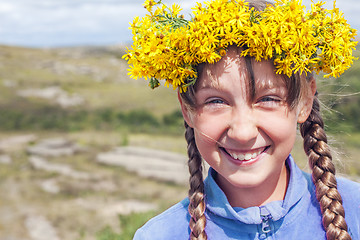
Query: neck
216 162 290 208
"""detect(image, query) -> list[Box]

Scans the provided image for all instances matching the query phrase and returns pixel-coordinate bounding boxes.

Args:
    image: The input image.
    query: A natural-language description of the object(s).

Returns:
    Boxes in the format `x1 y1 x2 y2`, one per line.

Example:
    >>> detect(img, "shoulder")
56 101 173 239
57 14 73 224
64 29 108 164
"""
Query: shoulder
301 171 360 238
337 176 360 192
300 170 360 191
133 198 190 240
336 176 360 205
301 171 360 202
337 177 360 238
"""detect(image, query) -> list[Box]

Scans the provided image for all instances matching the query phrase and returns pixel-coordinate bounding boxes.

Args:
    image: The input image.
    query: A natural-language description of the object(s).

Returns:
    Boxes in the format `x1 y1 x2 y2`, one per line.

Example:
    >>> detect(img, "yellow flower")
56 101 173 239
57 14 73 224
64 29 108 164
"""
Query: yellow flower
170 3 182 16
143 0 157 13
124 0 358 91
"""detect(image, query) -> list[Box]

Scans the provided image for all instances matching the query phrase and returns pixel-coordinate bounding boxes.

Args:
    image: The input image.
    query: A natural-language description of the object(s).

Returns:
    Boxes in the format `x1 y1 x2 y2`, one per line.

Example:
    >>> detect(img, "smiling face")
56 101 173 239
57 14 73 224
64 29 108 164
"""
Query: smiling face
180 46 314 207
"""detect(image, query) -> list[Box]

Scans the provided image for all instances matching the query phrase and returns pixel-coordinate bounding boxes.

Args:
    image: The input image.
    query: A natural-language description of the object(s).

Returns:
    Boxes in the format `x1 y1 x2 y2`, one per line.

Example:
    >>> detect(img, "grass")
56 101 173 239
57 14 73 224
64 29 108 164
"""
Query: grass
75 81 179 115
96 211 159 240
330 133 360 178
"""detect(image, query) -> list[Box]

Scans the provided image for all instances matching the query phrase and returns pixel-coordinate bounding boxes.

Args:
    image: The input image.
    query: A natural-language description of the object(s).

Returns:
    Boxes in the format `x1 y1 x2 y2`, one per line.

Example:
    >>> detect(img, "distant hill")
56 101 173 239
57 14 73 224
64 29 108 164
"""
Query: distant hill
0 44 179 115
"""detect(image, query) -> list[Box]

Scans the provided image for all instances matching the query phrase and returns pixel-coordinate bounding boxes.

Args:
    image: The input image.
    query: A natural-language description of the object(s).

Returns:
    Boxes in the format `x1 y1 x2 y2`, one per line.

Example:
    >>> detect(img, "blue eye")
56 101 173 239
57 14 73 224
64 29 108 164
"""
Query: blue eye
259 96 281 103
206 99 224 104
256 96 283 108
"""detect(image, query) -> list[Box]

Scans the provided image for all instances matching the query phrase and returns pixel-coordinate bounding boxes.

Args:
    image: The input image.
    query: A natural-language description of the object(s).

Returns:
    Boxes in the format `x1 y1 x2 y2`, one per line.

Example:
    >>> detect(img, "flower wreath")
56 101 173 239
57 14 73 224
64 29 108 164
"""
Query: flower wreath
123 0 357 92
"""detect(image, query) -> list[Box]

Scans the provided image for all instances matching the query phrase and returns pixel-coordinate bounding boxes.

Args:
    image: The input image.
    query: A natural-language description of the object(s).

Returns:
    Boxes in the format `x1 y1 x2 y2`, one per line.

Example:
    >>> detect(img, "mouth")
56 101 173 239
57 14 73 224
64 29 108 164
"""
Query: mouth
220 146 270 162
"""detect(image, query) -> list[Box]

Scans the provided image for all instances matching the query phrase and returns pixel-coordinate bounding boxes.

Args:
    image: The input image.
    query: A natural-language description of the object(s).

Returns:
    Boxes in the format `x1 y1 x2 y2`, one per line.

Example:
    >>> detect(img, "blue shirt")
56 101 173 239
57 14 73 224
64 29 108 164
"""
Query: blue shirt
133 156 360 239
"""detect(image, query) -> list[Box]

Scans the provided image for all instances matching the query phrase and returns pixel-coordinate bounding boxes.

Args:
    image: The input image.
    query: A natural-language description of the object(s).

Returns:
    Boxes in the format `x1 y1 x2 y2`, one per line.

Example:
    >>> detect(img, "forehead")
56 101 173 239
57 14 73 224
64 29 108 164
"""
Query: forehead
252 60 286 90
196 47 286 92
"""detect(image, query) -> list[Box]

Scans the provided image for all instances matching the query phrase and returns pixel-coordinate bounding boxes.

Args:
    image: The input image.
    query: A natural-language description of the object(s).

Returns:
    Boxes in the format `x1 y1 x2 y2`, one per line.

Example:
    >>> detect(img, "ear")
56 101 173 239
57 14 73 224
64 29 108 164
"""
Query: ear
178 92 194 128
297 78 317 123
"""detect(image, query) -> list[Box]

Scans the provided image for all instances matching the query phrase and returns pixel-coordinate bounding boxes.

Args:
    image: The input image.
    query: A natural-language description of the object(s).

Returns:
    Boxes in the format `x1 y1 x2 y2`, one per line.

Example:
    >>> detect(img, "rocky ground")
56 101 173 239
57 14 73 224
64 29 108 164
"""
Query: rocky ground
0 133 189 240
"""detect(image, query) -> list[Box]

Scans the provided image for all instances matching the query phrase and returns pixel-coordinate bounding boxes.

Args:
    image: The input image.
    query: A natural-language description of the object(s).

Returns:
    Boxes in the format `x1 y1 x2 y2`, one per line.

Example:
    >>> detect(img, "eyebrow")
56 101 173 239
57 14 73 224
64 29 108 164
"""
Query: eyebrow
195 77 224 92
195 85 229 96
254 77 286 90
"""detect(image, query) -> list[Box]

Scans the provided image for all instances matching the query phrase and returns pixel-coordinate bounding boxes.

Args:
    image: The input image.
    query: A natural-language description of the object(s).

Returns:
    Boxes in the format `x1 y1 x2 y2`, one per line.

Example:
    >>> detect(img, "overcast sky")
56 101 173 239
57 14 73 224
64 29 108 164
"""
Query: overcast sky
0 0 359 48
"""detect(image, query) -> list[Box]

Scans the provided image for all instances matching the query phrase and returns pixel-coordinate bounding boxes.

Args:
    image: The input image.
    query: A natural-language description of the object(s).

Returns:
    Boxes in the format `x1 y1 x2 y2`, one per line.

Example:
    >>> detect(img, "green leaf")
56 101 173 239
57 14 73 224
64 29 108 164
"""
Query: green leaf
149 77 160 89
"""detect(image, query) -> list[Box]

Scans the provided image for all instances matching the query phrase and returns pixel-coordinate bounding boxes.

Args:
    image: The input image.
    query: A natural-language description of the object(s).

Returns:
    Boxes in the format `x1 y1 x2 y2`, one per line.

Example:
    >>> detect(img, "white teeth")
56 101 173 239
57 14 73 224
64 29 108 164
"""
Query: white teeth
227 149 264 161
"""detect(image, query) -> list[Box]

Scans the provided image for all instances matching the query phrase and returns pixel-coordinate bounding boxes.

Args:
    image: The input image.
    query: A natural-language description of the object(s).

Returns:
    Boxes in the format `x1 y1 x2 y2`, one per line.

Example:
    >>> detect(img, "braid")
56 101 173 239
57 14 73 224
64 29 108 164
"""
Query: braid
300 96 351 240
185 121 207 240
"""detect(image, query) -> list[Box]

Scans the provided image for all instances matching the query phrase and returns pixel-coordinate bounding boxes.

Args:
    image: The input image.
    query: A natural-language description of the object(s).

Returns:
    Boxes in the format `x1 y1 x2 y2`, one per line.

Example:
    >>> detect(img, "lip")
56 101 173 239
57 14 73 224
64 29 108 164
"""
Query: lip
219 146 270 166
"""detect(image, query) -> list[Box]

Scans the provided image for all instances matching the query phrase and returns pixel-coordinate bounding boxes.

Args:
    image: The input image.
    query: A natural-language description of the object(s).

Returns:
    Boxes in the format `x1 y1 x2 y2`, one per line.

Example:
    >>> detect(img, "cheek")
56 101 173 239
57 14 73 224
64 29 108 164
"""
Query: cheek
261 112 298 143
192 114 229 160
193 112 229 139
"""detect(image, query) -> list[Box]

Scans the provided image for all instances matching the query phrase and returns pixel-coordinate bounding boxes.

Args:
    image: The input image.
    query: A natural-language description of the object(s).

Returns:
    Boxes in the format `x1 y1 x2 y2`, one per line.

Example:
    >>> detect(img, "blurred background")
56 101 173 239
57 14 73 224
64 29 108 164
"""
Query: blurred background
0 0 359 240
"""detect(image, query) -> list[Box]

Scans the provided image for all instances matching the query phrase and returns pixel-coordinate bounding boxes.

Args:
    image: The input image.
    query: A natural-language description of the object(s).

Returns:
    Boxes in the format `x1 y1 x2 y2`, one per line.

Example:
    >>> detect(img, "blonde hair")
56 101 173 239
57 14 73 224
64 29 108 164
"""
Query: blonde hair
179 2 351 239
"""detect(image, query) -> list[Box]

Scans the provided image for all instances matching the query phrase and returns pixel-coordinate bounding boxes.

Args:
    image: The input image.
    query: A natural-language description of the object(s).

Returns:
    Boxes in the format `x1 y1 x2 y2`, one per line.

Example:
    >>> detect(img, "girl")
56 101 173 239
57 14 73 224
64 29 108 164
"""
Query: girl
124 0 360 239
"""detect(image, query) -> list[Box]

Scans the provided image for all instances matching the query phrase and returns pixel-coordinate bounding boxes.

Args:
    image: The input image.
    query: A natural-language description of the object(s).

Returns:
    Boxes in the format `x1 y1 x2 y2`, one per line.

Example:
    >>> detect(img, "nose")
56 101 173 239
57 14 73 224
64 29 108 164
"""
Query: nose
226 105 258 144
